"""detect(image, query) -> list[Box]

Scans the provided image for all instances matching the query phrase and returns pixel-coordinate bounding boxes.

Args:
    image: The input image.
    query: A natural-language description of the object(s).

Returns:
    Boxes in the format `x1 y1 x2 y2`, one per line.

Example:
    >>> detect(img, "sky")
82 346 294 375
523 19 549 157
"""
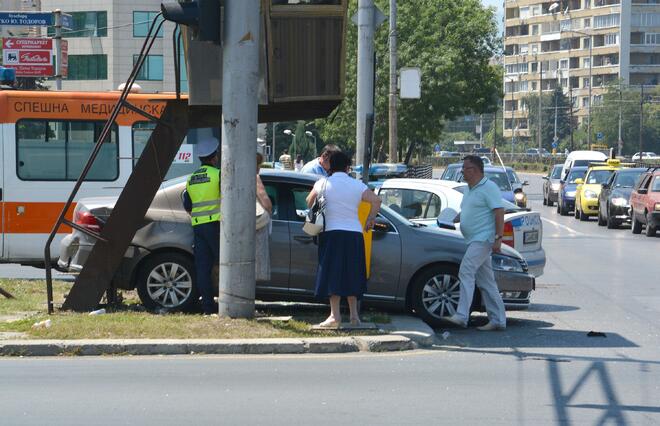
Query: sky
482 0 504 31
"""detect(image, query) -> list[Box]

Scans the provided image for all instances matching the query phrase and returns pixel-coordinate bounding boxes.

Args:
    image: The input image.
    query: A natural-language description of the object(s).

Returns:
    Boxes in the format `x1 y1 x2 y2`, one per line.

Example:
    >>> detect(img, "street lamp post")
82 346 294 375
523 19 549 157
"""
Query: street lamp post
283 129 296 158
305 130 317 157
561 27 593 150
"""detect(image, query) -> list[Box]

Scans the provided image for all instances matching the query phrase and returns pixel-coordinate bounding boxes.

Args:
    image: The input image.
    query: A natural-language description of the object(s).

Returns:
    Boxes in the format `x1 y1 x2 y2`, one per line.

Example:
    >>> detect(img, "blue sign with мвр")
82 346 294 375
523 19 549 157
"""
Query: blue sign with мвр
61 13 73 30
596 132 604 140
0 12 53 26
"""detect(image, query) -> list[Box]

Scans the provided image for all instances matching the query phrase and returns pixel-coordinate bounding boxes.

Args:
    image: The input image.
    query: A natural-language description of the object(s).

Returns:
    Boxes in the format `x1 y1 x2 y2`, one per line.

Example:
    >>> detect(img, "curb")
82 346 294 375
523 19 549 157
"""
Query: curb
0 335 415 357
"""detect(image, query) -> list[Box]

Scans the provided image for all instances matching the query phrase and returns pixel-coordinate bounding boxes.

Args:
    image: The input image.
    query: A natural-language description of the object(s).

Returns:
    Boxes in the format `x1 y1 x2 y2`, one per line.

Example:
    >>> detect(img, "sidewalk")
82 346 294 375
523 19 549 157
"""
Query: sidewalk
0 315 437 357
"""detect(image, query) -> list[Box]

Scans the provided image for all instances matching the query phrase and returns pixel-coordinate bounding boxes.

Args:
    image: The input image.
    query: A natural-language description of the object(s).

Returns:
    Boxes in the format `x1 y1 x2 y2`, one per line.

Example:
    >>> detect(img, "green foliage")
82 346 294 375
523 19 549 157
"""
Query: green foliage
523 87 572 152
591 83 660 156
315 0 502 159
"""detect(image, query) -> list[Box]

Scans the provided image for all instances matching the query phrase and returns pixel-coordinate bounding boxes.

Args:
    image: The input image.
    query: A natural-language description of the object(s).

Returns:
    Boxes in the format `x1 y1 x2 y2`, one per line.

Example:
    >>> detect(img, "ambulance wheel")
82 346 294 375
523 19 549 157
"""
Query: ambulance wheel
136 252 198 311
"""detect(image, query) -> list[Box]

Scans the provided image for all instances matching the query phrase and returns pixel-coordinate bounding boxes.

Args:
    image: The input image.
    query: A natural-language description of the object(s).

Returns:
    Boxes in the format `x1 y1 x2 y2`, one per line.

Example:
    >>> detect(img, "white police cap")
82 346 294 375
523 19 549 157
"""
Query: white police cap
196 137 219 158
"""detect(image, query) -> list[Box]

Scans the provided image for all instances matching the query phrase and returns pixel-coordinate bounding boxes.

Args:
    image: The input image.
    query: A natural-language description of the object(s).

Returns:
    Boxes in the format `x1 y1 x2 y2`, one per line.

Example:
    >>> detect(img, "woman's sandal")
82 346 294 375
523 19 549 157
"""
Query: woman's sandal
350 318 361 326
317 318 341 329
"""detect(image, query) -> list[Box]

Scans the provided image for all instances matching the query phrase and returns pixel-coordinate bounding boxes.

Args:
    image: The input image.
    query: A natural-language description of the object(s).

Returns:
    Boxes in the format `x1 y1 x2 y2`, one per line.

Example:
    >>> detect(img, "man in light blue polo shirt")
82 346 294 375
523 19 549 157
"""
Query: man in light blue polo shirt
300 144 340 176
445 155 506 331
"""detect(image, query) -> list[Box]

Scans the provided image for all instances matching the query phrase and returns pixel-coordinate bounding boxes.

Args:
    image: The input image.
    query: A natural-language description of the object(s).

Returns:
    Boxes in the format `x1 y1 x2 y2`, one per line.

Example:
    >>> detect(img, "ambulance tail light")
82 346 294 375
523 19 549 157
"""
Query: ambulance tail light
502 222 515 248
74 208 102 232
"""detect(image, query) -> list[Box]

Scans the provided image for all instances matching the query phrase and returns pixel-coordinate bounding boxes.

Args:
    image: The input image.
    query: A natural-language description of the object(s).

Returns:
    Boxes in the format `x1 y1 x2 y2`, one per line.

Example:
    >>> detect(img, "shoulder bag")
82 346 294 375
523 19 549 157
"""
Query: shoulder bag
302 178 328 236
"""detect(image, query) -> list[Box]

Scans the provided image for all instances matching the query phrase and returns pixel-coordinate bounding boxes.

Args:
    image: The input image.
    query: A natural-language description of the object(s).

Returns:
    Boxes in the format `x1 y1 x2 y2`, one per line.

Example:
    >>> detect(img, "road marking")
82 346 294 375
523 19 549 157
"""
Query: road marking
541 217 585 236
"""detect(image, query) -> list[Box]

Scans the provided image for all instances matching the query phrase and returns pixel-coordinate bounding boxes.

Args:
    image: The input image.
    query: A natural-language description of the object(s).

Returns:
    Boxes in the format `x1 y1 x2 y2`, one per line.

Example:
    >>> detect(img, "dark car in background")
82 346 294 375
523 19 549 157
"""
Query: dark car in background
557 166 587 216
439 162 463 181
542 164 563 207
597 168 646 229
455 165 529 208
58 170 536 327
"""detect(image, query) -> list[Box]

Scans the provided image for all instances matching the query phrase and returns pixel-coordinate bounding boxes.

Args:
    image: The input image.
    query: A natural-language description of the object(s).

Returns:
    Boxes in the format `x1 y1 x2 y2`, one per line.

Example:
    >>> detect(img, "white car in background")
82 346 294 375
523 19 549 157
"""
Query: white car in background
377 179 546 277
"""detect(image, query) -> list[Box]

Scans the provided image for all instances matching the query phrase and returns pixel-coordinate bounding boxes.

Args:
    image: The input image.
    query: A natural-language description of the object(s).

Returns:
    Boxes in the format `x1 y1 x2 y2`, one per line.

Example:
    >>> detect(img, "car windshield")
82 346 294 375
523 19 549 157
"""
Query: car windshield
653 176 660 192
551 165 563 179
613 171 644 188
484 171 512 191
506 169 520 183
586 169 614 184
161 175 189 189
566 169 587 182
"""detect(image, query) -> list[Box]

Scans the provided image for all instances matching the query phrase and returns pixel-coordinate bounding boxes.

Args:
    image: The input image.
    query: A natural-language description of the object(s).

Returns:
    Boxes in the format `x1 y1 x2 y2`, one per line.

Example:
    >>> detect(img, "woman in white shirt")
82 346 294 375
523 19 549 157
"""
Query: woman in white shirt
305 151 381 328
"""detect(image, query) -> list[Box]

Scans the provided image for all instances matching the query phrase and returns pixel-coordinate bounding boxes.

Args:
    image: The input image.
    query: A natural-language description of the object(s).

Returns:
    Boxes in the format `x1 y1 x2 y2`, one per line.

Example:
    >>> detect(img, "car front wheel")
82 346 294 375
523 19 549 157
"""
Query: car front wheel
631 209 642 234
136 252 198 311
410 265 462 327
645 213 656 237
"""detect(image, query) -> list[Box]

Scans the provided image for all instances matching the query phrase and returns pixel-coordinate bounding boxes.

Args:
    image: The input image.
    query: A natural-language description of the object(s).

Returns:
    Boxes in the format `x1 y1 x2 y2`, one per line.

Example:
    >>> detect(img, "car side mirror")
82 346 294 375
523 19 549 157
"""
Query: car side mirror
559 180 565 184
602 183 610 189
522 180 529 186
638 188 648 195
436 218 456 230
373 217 392 233
542 176 548 180
574 178 584 185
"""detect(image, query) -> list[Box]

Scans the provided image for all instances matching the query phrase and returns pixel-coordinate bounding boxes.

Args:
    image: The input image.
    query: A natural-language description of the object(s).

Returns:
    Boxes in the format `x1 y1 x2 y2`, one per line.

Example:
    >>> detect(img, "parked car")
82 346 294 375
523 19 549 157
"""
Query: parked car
574 159 624 221
631 152 658 161
526 148 550 158
377 178 545 277
454 165 529 208
439 162 463 181
557 166 587 216
58 170 535 327
597 168 646 229
542 164 564 207
439 151 461 158
629 167 660 236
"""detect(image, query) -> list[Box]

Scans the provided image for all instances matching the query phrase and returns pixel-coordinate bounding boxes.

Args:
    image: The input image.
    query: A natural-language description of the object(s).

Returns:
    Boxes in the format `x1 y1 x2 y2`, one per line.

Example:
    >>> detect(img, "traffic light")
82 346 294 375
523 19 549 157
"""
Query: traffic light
161 0 222 44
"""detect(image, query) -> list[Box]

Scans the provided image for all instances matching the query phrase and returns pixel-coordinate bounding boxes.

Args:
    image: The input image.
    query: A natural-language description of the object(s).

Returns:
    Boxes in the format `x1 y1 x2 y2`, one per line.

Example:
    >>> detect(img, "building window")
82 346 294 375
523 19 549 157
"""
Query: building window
532 25 539 35
47 11 107 37
67 55 107 80
645 33 660 45
582 97 589 107
604 33 619 46
16 120 118 181
519 6 530 18
560 59 569 69
133 11 164 37
632 13 660 27
531 5 541 16
584 18 591 28
520 44 529 54
583 77 591 88
584 57 591 68
583 37 591 49
593 14 620 29
133 55 164 81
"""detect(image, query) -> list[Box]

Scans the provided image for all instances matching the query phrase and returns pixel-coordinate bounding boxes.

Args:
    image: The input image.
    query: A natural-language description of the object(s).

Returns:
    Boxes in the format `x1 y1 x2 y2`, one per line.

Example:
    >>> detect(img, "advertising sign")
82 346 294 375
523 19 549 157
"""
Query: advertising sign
60 40 68 78
175 145 194 164
2 37 54 77
0 12 53 27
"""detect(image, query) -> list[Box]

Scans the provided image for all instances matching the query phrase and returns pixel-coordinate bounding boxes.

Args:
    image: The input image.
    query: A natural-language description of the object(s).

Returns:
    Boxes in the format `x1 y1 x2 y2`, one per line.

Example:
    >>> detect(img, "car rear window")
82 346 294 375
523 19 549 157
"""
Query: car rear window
567 169 587 182
653 176 660 192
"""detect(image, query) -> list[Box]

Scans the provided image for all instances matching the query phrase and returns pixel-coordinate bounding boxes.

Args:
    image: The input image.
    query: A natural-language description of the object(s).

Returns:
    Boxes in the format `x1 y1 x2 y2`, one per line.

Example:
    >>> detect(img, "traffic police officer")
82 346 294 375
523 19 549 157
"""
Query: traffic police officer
184 137 221 314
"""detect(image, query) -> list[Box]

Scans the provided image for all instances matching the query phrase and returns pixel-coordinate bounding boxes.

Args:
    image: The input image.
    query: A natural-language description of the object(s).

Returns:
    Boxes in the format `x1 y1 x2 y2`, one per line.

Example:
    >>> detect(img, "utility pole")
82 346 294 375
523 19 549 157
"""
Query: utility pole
587 34 592 150
479 114 484 146
388 0 398 163
617 83 623 157
553 92 558 149
272 122 277 163
538 58 543 153
54 9 62 90
639 84 644 161
356 0 375 168
218 0 260 319
569 84 574 151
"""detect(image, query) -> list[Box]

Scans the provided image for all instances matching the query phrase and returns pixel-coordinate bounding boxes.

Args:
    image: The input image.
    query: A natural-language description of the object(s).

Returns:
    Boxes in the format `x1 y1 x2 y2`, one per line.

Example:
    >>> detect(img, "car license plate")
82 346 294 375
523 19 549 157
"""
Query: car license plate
523 231 538 244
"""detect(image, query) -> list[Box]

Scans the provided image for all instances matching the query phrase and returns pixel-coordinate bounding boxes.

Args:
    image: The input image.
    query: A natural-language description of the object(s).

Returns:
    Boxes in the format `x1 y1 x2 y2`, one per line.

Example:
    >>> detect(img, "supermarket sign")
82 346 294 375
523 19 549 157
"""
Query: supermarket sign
2 37 54 77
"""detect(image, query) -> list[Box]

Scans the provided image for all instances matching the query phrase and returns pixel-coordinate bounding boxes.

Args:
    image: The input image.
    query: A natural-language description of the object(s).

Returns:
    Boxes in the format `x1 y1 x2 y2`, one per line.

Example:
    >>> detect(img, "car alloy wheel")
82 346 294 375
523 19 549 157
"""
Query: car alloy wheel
606 207 618 229
136 253 198 311
410 265 461 327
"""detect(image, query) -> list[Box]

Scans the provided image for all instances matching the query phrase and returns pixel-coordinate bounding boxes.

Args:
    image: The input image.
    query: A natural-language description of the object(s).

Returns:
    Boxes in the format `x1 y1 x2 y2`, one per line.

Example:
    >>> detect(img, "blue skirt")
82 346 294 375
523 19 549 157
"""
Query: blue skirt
315 230 367 299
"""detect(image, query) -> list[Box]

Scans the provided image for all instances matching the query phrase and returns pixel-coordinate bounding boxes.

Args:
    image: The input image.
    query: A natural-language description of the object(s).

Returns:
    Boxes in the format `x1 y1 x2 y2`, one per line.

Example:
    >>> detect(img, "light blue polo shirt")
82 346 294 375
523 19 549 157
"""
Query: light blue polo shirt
300 158 328 176
460 176 504 245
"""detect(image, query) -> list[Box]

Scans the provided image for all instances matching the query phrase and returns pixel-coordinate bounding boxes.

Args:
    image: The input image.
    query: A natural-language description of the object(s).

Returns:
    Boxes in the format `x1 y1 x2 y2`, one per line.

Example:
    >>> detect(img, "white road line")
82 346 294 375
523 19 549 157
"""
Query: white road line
541 217 585 236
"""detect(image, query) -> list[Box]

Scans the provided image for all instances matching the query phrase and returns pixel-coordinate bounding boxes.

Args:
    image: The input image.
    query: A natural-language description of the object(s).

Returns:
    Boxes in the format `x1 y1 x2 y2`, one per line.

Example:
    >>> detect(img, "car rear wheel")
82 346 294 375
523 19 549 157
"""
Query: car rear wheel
645 213 656 237
631 209 642 234
558 201 568 216
410 265 462 328
136 252 198 311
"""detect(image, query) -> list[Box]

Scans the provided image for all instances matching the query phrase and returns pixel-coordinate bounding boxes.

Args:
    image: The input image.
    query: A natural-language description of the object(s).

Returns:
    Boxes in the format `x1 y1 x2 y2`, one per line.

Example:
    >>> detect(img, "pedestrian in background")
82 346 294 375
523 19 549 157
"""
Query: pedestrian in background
294 154 304 172
183 138 221 315
445 155 507 331
306 151 382 328
279 149 293 170
301 144 340 176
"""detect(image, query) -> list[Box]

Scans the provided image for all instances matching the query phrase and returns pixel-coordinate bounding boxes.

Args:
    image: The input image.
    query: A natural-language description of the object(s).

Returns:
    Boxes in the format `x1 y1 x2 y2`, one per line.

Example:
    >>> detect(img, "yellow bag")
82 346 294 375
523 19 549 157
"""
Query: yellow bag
358 201 373 279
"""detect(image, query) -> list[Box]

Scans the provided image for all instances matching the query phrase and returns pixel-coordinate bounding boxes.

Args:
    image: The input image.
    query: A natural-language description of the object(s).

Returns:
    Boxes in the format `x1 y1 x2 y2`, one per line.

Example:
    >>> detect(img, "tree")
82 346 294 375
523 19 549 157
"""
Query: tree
523 87 572 152
314 0 502 160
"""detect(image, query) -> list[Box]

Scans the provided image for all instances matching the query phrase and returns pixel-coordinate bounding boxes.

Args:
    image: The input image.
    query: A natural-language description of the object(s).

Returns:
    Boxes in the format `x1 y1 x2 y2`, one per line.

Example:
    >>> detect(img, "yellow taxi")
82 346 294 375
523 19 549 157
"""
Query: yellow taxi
574 159 625 221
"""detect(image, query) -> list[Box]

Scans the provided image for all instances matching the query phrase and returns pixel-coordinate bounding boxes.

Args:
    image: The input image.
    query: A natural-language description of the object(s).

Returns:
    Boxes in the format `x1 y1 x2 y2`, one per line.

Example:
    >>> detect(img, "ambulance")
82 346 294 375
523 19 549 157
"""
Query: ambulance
0 89 209 266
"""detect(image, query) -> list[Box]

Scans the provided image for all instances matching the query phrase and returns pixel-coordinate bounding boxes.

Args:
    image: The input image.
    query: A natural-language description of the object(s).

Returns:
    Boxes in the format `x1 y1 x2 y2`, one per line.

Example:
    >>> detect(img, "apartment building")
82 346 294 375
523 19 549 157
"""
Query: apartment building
503 0 660 141
39 0 186 92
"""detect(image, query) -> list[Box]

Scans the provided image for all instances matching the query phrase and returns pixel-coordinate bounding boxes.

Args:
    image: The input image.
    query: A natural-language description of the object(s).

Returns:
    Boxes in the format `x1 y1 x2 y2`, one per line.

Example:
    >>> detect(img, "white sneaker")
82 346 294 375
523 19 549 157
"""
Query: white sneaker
443 315 467 328
477 322 505 331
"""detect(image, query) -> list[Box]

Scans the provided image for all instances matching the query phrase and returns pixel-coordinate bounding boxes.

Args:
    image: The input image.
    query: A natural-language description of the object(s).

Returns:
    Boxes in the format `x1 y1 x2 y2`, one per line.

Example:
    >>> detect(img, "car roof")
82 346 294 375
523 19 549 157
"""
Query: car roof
260 169 320 183
484 165 512 172
380 178 467 190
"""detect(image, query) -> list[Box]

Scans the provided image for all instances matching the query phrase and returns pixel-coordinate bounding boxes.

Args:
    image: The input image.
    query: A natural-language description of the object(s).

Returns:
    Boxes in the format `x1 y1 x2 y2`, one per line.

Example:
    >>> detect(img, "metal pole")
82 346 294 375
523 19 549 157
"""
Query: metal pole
639 84 644 161
570 84 574 151
479 114 483 146
272 122 277 163
218 0 260 318
554 92 558 148
54 9 62 90
356 0 375 168
617 83 623 157
388 0 398 163
587 35 592 150
538 59 543 153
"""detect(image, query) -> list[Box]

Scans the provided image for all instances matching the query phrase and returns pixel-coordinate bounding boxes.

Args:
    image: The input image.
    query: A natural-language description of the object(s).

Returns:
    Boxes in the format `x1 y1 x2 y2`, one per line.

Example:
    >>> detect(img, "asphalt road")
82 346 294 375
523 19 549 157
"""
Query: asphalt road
1 172 659 425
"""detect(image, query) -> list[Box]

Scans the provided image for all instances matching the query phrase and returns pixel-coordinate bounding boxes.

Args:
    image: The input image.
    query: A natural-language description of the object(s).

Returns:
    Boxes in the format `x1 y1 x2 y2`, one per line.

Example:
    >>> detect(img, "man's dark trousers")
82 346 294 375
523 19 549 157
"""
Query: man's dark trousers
193 221 219 314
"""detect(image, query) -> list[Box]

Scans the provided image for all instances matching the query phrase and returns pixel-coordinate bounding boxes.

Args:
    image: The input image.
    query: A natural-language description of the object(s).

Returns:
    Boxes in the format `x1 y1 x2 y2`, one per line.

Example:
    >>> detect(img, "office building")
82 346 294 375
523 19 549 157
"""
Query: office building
503 0 660 142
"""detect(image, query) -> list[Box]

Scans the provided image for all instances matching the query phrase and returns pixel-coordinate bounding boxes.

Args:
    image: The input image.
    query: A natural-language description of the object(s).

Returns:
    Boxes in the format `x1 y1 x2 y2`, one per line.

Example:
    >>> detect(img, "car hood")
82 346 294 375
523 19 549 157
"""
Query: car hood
580 184 602 195
610 188 633 200
564 183 578 192
501 191 515 202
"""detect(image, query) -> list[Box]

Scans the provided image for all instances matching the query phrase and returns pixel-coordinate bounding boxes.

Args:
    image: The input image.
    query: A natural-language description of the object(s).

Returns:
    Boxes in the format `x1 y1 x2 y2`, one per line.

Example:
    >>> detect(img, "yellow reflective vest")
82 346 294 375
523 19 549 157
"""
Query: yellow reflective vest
186 165 221 226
